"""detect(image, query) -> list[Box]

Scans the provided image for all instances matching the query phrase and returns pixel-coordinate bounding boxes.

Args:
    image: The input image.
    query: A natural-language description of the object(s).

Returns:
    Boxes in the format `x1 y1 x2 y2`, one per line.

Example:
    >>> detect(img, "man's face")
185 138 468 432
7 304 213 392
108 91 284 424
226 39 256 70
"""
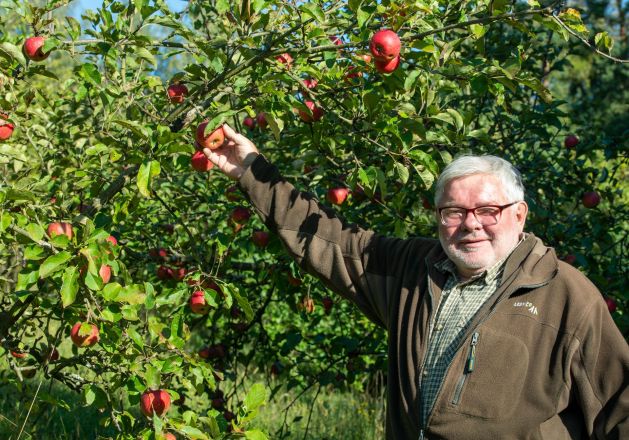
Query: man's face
437 174 528 280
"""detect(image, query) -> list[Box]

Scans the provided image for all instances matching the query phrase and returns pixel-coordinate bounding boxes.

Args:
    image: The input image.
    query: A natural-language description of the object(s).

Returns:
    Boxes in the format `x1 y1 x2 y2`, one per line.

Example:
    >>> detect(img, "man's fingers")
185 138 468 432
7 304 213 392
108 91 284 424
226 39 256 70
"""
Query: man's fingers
223 123 250 146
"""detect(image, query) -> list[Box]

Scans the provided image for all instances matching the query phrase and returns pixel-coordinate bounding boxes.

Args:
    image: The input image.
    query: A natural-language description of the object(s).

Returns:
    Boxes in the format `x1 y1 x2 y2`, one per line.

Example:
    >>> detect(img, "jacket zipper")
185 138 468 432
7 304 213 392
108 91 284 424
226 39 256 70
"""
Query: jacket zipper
451 331 479 405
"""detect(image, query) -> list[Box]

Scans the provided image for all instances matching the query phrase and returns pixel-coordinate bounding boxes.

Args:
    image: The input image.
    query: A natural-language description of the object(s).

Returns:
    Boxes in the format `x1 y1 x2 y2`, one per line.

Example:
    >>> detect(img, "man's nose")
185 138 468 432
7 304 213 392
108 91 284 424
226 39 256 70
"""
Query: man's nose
461 210 482 230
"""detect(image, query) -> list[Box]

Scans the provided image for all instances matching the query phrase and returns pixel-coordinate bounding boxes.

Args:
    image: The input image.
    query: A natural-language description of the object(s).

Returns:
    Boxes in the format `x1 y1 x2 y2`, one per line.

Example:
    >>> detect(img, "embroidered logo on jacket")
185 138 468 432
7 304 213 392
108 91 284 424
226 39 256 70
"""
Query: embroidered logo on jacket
513 301 538 315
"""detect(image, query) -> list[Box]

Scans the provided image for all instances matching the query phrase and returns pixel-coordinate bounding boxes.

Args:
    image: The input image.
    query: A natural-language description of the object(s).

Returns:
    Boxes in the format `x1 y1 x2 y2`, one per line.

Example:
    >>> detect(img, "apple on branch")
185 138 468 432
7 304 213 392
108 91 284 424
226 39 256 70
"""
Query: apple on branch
298 101 324 122
0 113 15 141
256 112 268 129
370 30 401 62
140 389 171 417
275 53 293 68
243 116 256 130
327 187 349 205
189 290 210 315
564 134 579 149
70 322 100 347
23 36 51 62
582 191 601 209
47 222 73 240
167 83 188 103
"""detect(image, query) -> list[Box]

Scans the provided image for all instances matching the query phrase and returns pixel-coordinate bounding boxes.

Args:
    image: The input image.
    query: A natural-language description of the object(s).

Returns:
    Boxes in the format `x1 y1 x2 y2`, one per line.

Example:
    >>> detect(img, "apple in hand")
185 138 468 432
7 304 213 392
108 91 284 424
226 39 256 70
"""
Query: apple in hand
298 101 324 122
70 322 100 347
191 150 214 172
167 83 188 103
327 187 349 205
0 114 14 140
252 230 270 248
564 134 579 149
195 122 225 150
582 191 601 208
47 222 73 240
23 36 50 62
370 30 401 61
189 290 210 314
140 389 171 417
375 55 400 74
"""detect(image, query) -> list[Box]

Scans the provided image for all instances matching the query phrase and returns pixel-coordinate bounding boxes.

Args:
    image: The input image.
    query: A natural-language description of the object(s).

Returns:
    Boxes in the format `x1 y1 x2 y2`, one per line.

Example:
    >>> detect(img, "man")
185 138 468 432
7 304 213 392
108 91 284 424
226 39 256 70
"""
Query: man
204 124 628 439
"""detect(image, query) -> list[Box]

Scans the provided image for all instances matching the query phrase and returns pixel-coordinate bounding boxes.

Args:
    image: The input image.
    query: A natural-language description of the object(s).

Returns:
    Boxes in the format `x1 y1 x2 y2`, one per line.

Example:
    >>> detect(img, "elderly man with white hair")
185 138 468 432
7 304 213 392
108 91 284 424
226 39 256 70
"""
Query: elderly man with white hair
204 124 628 440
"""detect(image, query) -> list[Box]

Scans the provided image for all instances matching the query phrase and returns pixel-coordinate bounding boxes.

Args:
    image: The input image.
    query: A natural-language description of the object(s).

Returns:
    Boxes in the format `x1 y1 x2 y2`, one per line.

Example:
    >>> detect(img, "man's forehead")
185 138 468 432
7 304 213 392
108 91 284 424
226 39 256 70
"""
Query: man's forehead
441 174 507 203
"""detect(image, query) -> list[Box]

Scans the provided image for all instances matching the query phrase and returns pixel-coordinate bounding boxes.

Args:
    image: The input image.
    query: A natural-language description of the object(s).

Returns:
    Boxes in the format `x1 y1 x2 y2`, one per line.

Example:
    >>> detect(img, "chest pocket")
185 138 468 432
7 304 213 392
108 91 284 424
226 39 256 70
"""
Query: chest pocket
449 326 529 419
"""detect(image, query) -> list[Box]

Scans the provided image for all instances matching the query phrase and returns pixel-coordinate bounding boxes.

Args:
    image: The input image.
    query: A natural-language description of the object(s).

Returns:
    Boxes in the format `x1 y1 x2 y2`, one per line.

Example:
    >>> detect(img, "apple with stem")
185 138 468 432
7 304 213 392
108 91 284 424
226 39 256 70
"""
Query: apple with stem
298 101 324 122
582 191 601 209
0 113 14 140
70 322 100 347
370 30 401 61
140 389 171 417
327 187 349 205
189 290 210 315
195 122 225 150
191 150 214 172
23 36 50 62
167 83 188 103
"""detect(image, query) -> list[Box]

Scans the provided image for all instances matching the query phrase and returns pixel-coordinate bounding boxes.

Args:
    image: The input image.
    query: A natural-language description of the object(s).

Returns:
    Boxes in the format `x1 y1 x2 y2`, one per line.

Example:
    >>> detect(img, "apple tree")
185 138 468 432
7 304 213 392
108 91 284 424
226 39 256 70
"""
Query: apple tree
0 0 626 438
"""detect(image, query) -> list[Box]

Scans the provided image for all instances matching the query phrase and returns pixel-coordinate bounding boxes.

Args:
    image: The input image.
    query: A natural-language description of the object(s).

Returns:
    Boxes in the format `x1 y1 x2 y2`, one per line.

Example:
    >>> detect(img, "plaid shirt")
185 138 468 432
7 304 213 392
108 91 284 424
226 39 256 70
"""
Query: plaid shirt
419 256 507 426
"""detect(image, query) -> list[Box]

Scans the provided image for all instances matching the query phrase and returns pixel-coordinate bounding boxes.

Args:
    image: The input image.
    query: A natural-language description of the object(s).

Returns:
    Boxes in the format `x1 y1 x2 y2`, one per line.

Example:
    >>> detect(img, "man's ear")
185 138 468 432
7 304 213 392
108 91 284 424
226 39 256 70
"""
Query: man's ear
516 201 528 229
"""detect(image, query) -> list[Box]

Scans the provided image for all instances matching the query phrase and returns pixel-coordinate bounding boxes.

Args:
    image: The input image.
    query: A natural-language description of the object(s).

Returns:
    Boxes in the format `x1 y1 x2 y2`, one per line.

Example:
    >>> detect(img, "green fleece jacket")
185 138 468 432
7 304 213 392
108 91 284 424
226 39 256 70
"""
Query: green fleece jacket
239 155 629 440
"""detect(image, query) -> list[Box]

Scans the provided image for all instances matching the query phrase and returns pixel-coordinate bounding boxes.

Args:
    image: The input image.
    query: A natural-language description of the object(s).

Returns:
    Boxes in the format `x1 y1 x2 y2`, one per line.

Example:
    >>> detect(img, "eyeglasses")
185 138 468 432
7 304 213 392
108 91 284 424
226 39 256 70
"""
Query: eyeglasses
438 201 520 226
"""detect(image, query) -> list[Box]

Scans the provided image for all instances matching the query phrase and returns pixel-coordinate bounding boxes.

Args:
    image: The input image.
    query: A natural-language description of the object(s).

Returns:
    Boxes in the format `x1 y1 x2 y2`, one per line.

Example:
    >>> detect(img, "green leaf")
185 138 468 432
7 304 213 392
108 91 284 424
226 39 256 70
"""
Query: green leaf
101 282 123 301
245 430 269 440
145 365 161 390
594 32 614 54
60 266 80 307
179 426 209 440
79 63 102 86
111 119 151 139
126 327 144 349
243 383 268 411
135 47 156 66
137 160 161 197
300 4 325 23
39 251 73 278
0 42 26 65
393 162 409 184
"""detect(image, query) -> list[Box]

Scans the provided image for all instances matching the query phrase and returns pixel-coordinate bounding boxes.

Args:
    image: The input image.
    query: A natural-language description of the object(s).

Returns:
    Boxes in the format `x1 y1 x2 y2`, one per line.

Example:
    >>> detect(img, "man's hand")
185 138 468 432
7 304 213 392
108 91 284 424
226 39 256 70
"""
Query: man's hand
203 123 259 180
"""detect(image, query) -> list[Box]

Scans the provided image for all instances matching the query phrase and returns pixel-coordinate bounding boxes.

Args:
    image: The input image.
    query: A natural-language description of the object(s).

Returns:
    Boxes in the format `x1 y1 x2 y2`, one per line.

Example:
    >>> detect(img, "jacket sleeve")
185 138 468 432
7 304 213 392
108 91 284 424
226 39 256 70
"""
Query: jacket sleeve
569 294 629 439
238 154 430 330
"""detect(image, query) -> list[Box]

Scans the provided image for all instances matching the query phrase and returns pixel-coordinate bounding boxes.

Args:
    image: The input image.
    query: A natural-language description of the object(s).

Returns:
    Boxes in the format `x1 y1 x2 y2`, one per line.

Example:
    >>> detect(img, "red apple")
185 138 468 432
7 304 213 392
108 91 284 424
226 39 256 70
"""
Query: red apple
0 114 14 141
47 222 73 240
275 53 293 68
327 187 349 205
195 122 225 150
191 150 214 172
225 185 241 202
322 296 333 314
298 100 324 122
172 267 187 281
243 116 256 129
189 290 210 315
106 235 118 246
140 389 171 417
370 30 401 61
157 265 173 280
360 54 372 63
298 297 315 313
256 112 268 129
287 275 302 286
150 248 168 259
70 322 100 347
23 36 50 62
564 134 579 149
375 55 400 74
302 78 318 89
199 344 226 359
45 347 59 362
605 297 617 313
231 206 251 223
99 265 111 283
165 433 177 440
582 191 601 209
167 83 188 103
252 230 270 248
422 197 432 210
211 397 225 409
223 410 236 422
11 350 27 359
329 35 342 46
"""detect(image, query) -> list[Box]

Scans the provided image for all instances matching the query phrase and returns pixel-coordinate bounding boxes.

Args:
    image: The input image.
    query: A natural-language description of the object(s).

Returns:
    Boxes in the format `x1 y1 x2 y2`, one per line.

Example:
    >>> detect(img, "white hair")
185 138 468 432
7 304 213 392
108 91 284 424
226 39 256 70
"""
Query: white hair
434 155 525 206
